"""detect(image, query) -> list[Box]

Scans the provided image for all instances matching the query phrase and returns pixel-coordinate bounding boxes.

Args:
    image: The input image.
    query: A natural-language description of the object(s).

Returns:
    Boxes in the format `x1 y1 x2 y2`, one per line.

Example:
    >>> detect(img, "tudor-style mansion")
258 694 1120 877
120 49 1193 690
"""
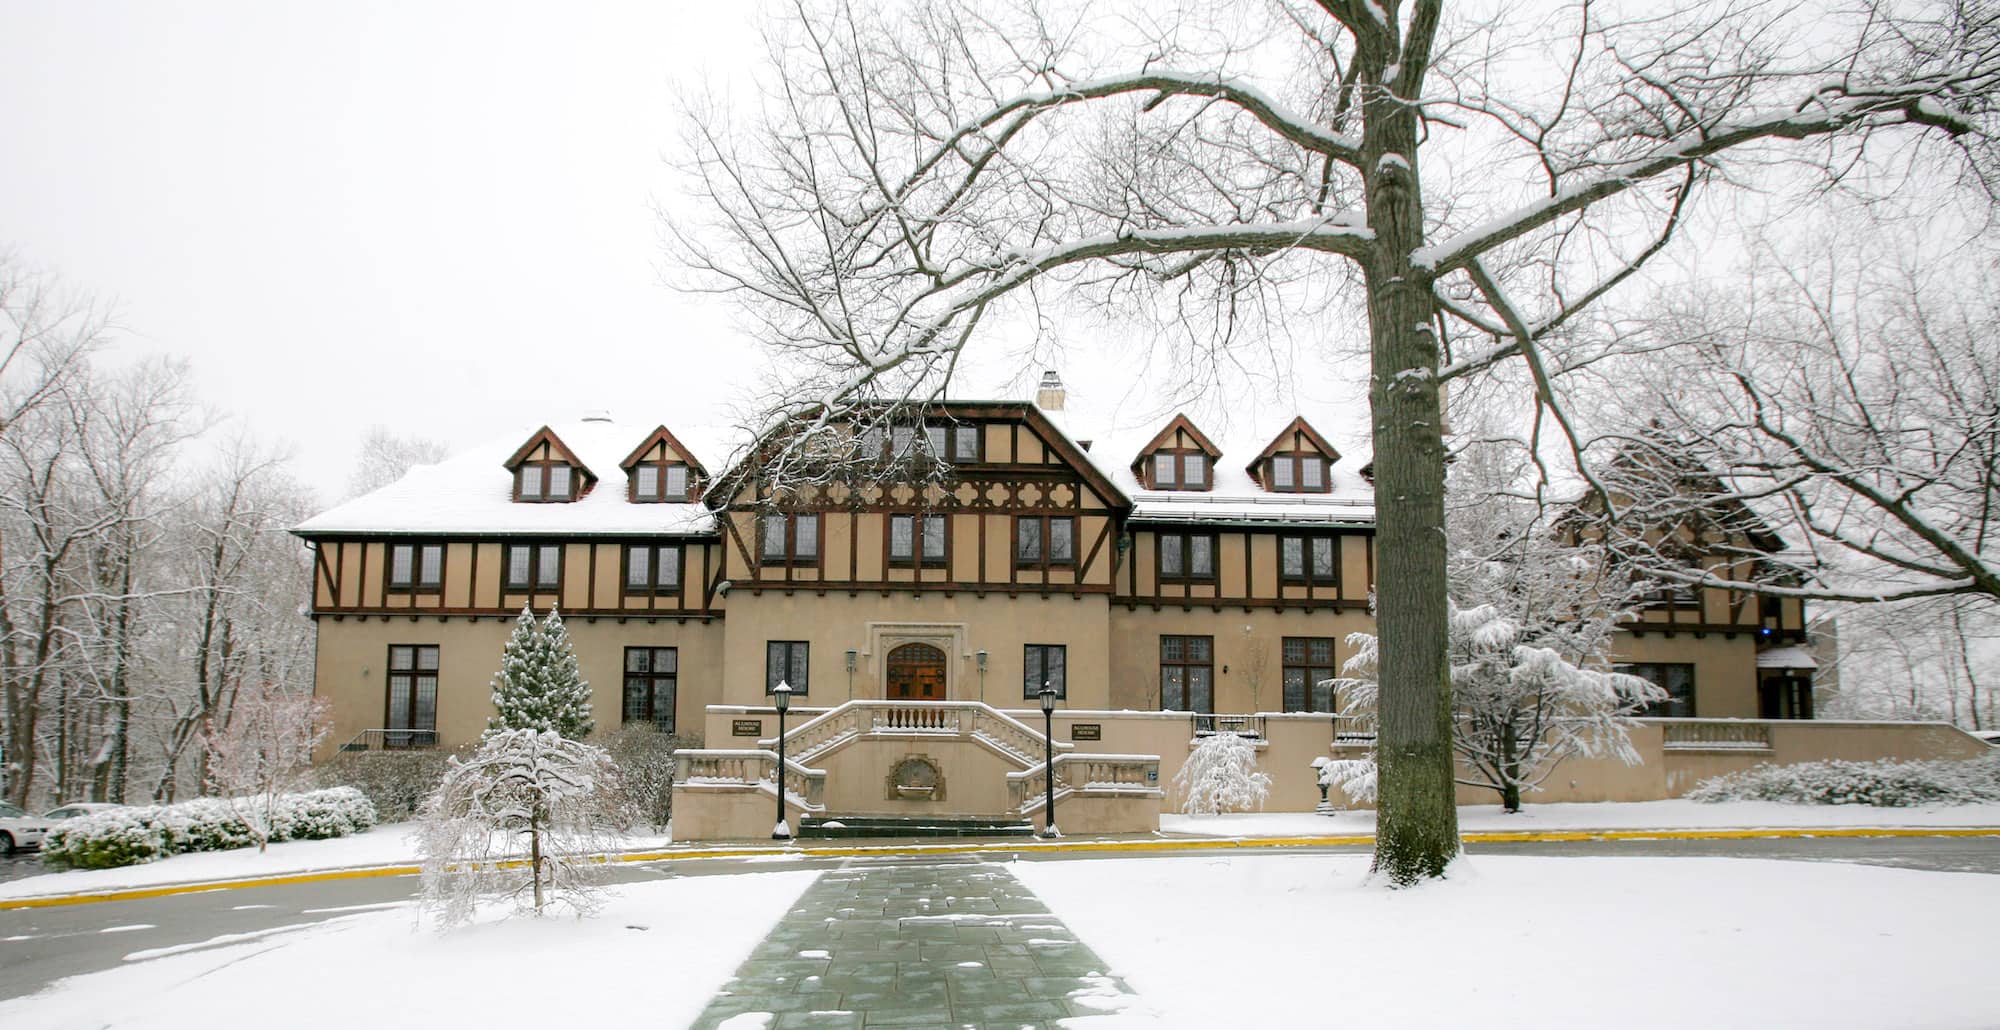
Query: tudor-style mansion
295 375 1982 838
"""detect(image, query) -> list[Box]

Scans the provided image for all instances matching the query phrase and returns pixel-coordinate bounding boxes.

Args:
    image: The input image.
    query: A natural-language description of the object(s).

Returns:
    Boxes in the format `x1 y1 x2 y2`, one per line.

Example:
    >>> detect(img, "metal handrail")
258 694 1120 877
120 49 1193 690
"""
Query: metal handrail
339 728 439 752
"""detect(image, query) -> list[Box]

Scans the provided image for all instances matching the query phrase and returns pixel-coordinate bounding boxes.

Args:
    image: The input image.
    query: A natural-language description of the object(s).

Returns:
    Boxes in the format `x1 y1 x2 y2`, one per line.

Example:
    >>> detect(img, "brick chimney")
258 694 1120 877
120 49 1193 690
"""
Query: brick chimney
1035 370 1066 412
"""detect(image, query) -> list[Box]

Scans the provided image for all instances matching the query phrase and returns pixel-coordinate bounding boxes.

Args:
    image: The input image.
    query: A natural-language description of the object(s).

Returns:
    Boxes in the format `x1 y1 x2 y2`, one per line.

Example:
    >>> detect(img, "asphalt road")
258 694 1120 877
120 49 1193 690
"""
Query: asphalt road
2 834 1996 1003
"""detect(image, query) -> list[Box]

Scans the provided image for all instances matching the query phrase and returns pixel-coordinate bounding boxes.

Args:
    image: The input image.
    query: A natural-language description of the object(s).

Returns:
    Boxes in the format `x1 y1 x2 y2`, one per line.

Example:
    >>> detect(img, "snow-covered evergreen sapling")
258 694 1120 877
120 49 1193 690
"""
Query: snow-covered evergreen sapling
1172 732 1272 815
415 728 628 927
488 605 594 739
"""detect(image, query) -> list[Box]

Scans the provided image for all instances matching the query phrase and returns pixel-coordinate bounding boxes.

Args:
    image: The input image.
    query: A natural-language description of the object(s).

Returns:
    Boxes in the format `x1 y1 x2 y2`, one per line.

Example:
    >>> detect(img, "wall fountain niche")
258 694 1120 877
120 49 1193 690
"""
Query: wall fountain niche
886 755 945 802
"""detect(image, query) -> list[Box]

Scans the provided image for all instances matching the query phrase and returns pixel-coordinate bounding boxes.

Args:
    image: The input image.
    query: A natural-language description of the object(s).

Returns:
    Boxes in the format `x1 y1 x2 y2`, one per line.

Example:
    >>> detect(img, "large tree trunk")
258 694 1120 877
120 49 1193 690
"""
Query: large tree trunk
1363 34 1460 883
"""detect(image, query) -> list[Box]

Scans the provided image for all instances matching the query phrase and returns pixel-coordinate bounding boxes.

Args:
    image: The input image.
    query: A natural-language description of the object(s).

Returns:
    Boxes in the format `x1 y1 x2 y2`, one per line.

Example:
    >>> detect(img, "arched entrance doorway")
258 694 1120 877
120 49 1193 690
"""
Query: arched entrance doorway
885 642 947 700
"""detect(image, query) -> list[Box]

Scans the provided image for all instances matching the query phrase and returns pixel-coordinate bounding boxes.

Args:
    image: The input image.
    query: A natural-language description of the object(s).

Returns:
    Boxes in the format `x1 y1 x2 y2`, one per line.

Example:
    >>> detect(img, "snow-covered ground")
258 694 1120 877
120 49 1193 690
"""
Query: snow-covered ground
0 869 816 1030
6 852 1996 1029
0 824 673 902
1013 853 2000 1028
1162 799 2000 838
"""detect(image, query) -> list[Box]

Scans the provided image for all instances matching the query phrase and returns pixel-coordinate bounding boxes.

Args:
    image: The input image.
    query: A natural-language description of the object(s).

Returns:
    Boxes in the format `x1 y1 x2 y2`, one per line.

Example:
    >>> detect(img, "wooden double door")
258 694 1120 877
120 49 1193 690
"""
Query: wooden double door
886 642 947 700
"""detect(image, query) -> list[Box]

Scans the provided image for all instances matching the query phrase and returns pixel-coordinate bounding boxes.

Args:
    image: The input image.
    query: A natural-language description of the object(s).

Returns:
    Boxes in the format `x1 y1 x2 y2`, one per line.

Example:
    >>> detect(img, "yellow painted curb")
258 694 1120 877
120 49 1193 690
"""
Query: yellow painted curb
5 825 1995 910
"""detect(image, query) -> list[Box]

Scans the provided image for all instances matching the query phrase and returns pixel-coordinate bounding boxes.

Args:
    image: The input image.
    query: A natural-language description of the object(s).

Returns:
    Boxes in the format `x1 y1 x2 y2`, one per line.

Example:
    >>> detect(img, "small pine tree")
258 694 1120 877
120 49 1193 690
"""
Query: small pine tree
488 605 595 739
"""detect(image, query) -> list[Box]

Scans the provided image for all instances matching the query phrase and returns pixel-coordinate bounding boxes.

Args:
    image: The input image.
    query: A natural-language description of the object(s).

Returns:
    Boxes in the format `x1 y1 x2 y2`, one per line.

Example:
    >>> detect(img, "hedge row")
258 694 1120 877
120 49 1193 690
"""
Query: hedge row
1688 753 2000 807
43 787 379 870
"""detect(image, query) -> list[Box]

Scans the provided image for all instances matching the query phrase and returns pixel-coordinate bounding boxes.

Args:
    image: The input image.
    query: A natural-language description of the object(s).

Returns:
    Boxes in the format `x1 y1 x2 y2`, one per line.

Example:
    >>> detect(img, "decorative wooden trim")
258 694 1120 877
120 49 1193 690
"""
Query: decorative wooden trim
1130 413 1222 474
618 424 711 478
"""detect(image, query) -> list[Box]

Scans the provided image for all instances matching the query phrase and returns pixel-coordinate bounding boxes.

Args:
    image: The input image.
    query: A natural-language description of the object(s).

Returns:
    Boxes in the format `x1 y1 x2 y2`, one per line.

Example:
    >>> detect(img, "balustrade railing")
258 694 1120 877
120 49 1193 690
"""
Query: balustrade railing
1007 753 1161 812
763 699 1069 766
673 748 826 810
1659 720 1774 751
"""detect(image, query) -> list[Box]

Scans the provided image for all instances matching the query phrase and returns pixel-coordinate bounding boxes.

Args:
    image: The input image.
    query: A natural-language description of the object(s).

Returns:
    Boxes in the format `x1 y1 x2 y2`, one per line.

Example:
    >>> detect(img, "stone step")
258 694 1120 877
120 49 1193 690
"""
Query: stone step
795 815 1037 839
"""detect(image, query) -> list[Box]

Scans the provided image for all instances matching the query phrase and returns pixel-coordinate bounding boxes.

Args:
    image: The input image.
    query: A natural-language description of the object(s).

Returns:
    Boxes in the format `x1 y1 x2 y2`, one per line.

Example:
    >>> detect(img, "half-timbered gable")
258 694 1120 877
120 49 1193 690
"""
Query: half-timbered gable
711 403 1127 598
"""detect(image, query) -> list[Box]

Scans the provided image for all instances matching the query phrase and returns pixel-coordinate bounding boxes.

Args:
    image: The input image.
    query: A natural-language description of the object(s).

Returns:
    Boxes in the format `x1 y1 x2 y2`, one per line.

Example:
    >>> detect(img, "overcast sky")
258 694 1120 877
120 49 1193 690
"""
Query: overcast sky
0 1 1374 502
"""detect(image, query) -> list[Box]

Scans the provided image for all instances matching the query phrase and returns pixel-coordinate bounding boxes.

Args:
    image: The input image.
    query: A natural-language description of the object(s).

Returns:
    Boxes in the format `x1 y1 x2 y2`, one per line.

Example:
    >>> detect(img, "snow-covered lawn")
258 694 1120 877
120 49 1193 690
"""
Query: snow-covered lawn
1162 798 2000 838
6 852 1996 1028
0 870 817 1030
1012 853 2000 1028
0 823 673 902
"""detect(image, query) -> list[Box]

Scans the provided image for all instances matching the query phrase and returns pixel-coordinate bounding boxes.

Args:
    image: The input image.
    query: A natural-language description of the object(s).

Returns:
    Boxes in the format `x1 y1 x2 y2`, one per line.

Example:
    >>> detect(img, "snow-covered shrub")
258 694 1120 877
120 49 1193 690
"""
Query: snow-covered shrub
600 726 696 828
1689 753 2000 806
40 788 379 870
43 810 170 870
1172 732 1273 815
316 749 455 821
417 729 628 926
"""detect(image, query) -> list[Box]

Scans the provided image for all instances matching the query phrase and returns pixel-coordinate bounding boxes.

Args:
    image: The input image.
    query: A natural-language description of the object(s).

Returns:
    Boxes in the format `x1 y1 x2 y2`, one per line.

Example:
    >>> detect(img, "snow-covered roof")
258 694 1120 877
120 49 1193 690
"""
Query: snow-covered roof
1046 404 1376 527
294 417 716 537
297 400 1377 538
1755 645 1819 670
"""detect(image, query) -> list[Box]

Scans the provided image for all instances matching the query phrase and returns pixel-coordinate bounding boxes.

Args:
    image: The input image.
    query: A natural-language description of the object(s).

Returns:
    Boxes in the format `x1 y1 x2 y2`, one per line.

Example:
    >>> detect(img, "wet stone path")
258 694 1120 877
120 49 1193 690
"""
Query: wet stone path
689 857 1141 1029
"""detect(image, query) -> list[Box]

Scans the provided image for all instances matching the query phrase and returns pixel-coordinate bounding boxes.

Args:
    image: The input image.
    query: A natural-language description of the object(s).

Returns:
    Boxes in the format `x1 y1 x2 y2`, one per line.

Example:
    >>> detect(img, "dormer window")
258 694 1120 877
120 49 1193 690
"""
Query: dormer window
1250 417 1340 495
516 462 576 502
631 462 693 503
1151 452 1208 490
1267 453 1328 493
505 426 595 504
619 426 708 505
1132 414 1221 492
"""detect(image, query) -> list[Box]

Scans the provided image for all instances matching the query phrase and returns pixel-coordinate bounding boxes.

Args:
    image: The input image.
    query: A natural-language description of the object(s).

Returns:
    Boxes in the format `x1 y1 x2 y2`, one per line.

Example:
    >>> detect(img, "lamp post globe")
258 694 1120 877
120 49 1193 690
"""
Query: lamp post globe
772 680 792 841
1038 683 1058 837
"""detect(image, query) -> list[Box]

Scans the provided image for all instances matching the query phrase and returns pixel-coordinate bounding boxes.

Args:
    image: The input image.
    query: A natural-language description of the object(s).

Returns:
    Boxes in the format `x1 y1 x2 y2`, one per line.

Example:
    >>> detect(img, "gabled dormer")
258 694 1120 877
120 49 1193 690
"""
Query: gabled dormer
1249 417 1340 493
1132 414 1222 491
505 426 595 503
621 425 709 503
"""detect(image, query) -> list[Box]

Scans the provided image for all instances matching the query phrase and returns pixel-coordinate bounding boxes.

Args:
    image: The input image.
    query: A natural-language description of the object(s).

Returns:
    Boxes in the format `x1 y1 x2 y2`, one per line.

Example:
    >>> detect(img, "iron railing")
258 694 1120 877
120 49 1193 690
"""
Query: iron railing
339 728 440 752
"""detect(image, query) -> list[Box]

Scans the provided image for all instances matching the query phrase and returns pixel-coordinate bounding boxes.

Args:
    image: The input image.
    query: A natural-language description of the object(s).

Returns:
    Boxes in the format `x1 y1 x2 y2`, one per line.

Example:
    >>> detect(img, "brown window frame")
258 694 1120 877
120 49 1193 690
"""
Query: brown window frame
1278 534 1340 587
1146 449 1212 491
622 542 683 594
514 461 578 503
759 512 822 568
1024 643 1067 699
384 644 439 747
1159 635 1215 713
888 513 948 567
1157 531 1218 582
766 640 810 696
1264 452 1331 494
503 541 564 592
1014 515 1078 569
1621 662 1697 718
1282 637 1339 713
622 646 678 732
386 541 445 592
629 461 694 503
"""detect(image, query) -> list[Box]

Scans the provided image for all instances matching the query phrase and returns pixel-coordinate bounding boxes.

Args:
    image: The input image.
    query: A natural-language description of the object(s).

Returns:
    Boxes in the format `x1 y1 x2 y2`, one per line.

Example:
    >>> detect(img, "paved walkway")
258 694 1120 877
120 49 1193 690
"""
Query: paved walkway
690 856 1141 1028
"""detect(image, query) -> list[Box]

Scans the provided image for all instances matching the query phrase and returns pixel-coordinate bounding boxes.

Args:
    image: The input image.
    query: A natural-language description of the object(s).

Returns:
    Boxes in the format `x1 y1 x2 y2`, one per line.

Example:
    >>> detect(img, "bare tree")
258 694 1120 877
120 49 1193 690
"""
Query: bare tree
346 425 449 499
1585 239 2000 606
677 0 1997 882
204 679 330 851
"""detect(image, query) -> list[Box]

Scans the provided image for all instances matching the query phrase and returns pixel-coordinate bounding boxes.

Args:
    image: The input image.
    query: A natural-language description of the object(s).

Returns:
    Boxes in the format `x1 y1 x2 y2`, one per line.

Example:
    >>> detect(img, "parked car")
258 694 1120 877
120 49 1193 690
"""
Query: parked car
44 802 123 821
0 801 52 854
1974 730 2000 748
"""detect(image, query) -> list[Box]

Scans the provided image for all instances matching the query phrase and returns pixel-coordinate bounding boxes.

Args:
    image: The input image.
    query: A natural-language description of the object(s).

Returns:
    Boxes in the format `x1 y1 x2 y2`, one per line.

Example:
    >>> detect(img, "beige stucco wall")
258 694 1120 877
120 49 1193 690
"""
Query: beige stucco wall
714 592 1115 709
1609 631 1760 718
1103 608 1375 712
310 614 724 759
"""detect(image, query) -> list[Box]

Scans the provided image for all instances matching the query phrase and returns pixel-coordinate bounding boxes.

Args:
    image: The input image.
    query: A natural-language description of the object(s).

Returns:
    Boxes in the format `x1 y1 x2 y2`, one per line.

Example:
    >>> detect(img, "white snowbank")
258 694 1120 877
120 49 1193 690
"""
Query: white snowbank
1012 853 2000 1028
0 823 673 901
0 870 818 1029
1161 799 2000 838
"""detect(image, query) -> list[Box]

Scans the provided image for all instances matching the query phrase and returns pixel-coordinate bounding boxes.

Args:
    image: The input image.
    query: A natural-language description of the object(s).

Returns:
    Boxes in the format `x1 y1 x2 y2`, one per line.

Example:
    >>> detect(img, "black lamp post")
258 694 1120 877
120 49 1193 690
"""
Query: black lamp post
772 680 792 841
1038 683 1058 837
